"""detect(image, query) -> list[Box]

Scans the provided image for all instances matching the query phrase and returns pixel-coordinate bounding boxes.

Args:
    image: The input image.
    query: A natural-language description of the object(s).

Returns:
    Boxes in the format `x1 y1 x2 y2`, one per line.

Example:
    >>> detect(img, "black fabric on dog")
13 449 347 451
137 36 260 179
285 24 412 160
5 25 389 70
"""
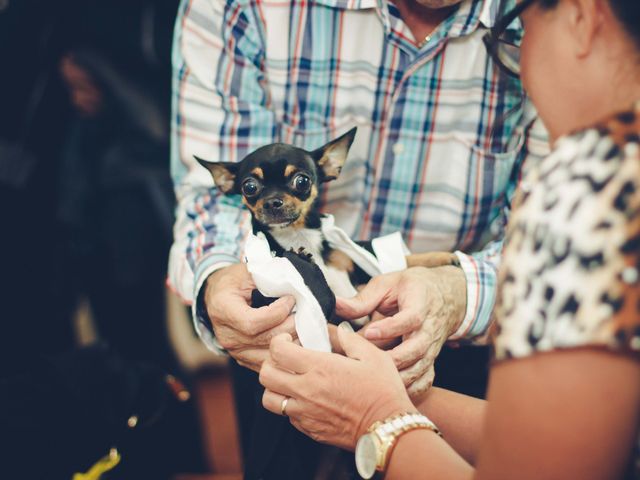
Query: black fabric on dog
250 249 337 325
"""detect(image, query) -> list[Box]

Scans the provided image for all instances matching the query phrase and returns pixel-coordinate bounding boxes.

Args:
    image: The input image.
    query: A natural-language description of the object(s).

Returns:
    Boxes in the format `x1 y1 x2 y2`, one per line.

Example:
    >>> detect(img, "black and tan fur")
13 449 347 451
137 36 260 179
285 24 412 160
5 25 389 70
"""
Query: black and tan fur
196 127 459 315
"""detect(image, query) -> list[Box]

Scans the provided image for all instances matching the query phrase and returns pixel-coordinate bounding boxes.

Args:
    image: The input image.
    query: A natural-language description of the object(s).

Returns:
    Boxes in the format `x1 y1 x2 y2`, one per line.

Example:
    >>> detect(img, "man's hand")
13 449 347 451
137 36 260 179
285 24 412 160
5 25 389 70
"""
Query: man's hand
203 263 296 372
337 266 467 401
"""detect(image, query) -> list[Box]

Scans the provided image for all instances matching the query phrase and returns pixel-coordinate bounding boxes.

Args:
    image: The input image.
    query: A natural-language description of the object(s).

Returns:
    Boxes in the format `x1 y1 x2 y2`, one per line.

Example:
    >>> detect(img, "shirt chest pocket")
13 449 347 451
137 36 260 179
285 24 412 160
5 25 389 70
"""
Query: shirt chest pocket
404 132 524 252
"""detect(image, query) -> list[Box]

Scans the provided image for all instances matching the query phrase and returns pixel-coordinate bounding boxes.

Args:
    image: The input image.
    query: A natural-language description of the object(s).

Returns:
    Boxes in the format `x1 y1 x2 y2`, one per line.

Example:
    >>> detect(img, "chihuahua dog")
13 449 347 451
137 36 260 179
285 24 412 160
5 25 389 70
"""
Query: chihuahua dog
196 127 459 317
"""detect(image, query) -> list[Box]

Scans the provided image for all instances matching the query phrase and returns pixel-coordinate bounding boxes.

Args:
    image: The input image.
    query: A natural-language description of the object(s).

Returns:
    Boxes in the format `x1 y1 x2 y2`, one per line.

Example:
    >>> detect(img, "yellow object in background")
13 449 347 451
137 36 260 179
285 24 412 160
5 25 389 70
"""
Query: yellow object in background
73 448 121 480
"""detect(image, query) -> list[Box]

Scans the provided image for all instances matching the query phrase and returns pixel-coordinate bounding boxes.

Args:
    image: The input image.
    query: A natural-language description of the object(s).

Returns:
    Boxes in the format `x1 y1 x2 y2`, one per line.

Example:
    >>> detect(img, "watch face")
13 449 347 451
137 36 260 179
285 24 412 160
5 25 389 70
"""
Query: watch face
355 433 377 479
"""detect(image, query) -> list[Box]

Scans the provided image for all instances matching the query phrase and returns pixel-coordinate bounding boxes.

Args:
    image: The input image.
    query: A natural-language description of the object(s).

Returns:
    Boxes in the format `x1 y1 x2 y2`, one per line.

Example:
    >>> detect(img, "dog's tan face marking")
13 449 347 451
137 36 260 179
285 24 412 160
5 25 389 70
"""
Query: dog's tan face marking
284 165 298 178
242 196 256 215
249 191 317 227
247 186 319 228
289 185 319 228
251 167 264 179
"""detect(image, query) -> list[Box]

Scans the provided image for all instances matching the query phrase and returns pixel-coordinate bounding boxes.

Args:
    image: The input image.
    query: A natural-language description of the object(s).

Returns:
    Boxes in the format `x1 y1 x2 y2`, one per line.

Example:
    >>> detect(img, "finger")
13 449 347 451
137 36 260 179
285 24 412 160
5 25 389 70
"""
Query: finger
258 359 300 398
269 333 320 374
215 315 296 360
358 320 390 344
369 335 402 351
363 309 423 341
328 324 345 355
251 314 297 346
234 348 269 373
389 334 431 370
406 368 435 401
235 296 296 336
399 358 430 387
261 389 300 417
337 324 379 361
335 277 394 319
262 389 286 416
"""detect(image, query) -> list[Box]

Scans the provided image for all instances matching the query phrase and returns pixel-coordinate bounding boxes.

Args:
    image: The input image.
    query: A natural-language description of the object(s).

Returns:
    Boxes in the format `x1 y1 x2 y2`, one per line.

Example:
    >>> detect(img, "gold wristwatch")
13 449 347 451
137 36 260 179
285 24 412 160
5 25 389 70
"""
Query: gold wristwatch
355 411 442 479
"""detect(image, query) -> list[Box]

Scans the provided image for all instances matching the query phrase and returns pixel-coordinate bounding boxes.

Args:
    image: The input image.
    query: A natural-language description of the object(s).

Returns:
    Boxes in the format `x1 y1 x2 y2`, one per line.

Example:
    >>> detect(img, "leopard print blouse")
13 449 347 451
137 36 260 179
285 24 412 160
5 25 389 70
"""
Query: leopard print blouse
494 101 640 478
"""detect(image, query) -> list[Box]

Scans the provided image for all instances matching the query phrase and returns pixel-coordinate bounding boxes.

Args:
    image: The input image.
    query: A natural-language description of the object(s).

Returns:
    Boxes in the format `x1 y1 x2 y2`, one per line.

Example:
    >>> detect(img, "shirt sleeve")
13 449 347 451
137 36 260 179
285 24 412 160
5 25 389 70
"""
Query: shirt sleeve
167 0 276 352
450 107 550 343
494 127 640 360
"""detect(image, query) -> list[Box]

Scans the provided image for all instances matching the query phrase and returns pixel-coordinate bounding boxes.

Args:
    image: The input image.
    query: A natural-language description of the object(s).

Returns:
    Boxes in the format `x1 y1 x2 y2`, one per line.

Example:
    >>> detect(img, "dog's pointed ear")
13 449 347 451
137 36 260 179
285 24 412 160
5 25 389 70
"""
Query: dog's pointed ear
311 127 357 182
195 156 238 194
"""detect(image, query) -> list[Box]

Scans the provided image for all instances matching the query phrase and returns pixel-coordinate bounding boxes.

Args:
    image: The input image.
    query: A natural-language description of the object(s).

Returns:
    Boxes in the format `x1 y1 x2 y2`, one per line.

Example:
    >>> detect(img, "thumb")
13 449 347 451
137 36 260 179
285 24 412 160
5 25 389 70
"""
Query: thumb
335 277 392 320
337 323 378 361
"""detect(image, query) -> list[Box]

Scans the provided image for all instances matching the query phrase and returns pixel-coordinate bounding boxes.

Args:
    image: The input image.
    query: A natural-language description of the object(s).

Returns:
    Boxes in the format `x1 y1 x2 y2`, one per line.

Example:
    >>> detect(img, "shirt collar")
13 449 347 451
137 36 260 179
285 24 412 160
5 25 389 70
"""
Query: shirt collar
307 0 379 10
308 0 502 35
448 0 501 38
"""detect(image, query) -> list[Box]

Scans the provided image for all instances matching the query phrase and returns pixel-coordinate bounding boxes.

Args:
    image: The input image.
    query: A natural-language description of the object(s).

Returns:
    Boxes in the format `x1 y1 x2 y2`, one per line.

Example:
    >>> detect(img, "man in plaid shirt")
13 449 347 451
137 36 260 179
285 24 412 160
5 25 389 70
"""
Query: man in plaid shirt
169 0 546 475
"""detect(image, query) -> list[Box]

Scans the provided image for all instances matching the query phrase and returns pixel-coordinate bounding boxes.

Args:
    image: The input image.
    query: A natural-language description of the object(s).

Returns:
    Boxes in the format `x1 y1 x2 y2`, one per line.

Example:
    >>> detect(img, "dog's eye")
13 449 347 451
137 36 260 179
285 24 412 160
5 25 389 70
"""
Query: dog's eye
292 174 311 193
241 178 261 197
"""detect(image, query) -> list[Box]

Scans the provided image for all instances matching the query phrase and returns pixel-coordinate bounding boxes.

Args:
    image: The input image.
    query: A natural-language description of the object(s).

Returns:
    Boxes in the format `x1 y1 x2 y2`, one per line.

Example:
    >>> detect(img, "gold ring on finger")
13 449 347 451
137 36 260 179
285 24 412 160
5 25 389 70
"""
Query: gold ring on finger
280 396 290 416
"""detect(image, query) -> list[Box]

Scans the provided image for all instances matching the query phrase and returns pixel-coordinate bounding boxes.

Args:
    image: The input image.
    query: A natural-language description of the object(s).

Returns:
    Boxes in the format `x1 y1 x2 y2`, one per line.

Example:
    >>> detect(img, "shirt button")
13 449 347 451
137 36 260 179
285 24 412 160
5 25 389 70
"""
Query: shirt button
392 143 404 155
621 267 638 284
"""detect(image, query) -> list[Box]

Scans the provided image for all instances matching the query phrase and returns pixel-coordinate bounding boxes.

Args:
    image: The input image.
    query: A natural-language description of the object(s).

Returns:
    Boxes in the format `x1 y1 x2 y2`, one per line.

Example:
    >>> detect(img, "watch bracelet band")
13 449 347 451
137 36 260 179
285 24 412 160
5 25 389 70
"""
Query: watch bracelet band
369 412 442 472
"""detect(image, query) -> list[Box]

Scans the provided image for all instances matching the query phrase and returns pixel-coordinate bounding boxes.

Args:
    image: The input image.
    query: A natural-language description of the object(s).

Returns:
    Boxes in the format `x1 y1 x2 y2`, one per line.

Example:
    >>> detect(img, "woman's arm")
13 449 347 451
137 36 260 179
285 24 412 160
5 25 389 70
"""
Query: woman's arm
260 329 640 480
476 348 640 480
383 348 640 480
386 426 473 479
416 387 486 465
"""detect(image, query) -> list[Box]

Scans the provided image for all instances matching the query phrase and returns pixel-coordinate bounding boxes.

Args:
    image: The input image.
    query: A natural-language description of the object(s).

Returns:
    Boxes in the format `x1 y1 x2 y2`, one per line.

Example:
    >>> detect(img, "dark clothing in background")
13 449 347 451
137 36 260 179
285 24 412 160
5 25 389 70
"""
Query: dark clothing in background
0 343 193 480
0 0 178 365
0 0 76 364
0 1 206 478
57 0 177 367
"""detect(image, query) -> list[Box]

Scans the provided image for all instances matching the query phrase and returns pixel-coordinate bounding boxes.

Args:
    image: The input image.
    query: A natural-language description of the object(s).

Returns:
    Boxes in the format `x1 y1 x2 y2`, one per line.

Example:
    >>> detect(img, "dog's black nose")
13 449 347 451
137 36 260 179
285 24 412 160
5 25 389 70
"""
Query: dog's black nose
264 197 284 210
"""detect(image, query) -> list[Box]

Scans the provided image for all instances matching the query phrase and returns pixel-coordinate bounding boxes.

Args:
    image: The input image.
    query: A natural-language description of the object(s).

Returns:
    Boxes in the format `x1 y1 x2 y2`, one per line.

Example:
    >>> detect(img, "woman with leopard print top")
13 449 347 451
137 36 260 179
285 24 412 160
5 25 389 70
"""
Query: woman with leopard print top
256 0 640 479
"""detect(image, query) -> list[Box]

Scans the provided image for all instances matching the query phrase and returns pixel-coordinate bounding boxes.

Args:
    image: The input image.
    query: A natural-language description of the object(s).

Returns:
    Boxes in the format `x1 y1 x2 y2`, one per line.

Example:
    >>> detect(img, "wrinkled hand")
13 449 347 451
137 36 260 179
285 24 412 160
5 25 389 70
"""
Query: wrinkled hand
60 54 103 117
259 328 415 450
203 263 296 372
337 266 466 401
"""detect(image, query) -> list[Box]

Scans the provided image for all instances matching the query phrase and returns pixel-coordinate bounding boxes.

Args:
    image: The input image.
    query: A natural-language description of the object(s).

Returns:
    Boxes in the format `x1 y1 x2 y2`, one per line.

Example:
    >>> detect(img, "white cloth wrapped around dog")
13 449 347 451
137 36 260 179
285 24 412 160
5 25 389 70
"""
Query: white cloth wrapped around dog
245 232 332 352
244 215 410 352
320 215 410 276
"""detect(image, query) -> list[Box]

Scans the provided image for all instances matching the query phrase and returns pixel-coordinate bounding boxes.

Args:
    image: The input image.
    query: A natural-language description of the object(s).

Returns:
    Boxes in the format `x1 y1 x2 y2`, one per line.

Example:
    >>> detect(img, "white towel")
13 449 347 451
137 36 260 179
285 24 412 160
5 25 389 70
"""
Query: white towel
245 215 410 351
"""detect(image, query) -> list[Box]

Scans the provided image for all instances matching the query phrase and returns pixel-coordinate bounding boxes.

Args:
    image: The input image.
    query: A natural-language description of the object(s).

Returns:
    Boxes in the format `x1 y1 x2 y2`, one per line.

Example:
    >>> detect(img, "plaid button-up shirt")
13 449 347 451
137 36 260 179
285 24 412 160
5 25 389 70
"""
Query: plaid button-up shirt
168 0 548 351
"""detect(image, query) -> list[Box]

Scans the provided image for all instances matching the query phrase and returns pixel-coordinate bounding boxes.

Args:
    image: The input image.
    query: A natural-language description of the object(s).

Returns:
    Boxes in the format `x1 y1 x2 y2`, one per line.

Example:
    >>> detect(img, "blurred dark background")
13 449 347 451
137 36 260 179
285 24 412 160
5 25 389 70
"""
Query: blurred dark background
0 1 219 478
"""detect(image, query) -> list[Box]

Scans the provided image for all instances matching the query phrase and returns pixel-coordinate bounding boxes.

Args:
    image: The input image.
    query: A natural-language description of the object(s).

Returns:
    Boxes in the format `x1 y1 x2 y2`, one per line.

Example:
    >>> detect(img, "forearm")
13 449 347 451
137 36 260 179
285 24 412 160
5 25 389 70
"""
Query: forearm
386 427 473 479
169 0 276 304
167 186 247 302
416 387 487 465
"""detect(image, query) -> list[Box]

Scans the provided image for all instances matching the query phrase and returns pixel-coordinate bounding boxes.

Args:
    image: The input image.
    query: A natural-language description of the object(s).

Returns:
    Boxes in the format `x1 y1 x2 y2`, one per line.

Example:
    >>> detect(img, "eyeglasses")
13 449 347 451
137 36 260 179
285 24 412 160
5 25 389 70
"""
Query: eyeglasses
483 0 537 78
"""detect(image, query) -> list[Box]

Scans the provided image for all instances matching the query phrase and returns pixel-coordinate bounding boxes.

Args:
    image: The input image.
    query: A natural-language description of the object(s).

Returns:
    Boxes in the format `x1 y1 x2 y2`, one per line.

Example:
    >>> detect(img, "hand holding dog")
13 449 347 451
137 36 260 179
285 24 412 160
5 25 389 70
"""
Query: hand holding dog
204 264 296 372
337 266 467 400
260 328 415 450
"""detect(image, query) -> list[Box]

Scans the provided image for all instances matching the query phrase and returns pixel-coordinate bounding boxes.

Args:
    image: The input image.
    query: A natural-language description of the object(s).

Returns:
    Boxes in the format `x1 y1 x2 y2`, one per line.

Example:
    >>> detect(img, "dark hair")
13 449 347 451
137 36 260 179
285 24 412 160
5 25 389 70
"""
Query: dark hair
610 0 640 47
539 0 640 47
